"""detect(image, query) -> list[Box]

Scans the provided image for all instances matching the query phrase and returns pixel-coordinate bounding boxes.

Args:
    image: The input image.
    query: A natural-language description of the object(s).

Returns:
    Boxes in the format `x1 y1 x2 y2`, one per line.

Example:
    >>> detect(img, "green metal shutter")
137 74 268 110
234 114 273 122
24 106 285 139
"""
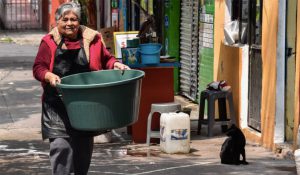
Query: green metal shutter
163 0 181 93
179 0 199 101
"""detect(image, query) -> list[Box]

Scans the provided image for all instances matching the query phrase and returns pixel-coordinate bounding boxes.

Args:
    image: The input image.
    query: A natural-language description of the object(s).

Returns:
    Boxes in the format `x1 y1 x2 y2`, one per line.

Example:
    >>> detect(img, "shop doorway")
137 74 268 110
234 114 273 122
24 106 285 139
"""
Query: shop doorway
247 0 263 131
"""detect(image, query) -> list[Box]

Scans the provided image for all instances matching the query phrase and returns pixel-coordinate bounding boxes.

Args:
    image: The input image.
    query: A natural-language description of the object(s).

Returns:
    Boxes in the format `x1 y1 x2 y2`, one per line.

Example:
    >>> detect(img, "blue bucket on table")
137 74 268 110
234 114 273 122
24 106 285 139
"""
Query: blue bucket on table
138 43 162 64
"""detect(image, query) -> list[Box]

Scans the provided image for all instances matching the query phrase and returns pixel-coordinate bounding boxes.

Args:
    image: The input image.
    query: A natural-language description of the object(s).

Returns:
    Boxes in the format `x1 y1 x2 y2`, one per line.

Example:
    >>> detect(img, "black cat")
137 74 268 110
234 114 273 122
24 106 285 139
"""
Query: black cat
220 124 248 165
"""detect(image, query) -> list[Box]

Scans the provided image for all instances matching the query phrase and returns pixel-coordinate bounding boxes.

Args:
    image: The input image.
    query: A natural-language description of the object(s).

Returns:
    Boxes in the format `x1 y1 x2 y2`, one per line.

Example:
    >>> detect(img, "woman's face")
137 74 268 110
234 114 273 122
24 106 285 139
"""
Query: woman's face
57 11 80 39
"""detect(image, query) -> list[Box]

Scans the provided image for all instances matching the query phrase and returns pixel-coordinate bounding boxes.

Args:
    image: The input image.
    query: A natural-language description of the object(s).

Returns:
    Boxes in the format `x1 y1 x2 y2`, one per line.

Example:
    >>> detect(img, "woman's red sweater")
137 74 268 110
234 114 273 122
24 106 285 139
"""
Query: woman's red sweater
33 34 117 85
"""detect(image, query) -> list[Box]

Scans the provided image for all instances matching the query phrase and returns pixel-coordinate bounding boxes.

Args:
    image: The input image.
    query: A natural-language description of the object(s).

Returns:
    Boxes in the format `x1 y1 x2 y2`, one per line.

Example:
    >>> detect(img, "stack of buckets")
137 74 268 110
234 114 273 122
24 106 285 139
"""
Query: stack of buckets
138 43 162 64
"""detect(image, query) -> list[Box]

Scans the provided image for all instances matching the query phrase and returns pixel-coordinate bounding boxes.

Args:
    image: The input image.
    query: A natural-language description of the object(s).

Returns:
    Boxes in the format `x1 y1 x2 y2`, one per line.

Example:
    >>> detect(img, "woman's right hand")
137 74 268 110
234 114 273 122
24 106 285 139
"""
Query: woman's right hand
45 72 61 87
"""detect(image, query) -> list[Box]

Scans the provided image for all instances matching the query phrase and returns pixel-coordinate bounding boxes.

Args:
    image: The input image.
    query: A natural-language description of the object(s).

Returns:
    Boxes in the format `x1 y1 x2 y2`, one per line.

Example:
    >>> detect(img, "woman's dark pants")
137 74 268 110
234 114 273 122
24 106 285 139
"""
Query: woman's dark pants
49 136 94 175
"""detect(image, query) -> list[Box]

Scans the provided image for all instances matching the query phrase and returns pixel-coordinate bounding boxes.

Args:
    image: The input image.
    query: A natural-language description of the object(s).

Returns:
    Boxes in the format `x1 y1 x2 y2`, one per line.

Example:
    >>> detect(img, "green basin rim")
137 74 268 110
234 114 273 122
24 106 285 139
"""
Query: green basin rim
56 70 145 89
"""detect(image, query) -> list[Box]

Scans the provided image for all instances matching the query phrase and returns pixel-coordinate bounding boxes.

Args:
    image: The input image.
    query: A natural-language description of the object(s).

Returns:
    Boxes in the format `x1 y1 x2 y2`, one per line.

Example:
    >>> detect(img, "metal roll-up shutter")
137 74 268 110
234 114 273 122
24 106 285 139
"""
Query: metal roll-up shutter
179 0 199 101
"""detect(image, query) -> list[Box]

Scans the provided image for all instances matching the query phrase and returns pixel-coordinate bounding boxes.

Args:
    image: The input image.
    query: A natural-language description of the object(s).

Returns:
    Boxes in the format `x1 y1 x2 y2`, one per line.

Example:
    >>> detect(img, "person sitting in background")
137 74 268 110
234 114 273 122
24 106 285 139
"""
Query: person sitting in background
32 2 129 175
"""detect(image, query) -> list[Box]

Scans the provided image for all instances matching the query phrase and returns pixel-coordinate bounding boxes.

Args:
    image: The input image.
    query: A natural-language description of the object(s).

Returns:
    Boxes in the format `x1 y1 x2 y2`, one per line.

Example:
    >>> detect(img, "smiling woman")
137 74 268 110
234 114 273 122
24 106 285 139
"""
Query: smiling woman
56 3 81 40
32 2 130 175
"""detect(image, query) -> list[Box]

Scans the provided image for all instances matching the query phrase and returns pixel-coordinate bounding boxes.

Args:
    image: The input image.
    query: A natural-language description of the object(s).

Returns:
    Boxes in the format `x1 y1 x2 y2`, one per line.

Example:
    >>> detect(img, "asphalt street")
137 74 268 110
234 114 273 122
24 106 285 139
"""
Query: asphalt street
0 35 297 175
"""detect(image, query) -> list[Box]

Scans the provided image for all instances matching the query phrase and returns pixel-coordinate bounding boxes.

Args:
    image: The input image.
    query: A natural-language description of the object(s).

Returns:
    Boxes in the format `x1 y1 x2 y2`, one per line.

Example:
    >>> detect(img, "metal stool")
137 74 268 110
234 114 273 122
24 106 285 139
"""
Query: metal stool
197 90 236 137
146 102 181 146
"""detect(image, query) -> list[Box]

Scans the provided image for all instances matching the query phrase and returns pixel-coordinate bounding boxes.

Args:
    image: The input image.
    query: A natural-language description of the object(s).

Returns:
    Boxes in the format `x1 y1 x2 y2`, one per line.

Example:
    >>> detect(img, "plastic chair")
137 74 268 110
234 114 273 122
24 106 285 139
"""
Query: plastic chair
197 90 236 137
146 102 181 146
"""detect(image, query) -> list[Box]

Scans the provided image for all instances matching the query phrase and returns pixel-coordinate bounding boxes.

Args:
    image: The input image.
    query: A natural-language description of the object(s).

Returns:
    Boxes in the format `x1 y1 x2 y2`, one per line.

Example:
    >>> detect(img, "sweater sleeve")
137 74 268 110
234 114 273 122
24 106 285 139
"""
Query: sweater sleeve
32 41 51 82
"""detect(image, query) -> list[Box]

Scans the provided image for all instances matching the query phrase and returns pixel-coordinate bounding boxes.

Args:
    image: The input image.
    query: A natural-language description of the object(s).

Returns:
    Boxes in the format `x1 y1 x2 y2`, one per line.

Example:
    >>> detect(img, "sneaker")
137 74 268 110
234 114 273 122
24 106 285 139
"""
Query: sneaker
207 81 220 91
218 80 231 91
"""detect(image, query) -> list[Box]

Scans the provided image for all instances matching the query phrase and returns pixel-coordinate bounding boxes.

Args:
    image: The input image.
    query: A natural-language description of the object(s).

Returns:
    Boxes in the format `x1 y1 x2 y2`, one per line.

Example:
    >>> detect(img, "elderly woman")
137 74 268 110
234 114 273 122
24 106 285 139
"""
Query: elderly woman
33 2 129 175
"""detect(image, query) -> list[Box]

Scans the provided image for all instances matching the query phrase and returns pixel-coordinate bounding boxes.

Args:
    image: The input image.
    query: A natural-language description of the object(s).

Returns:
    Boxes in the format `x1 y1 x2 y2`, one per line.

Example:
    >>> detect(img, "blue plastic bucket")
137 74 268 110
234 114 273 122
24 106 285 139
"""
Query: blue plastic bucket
138 43 162 64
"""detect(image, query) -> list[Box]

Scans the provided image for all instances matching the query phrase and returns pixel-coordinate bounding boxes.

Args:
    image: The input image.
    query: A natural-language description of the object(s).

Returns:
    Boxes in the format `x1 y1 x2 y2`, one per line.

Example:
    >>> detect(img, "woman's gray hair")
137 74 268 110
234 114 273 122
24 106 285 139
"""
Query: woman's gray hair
55 2 81 22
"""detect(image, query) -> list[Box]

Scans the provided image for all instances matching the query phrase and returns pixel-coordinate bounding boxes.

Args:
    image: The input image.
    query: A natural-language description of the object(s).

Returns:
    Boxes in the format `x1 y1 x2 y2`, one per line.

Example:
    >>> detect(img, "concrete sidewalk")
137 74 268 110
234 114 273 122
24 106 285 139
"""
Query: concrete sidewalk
0 30 45 46
0 128 297 174
0 32 297 175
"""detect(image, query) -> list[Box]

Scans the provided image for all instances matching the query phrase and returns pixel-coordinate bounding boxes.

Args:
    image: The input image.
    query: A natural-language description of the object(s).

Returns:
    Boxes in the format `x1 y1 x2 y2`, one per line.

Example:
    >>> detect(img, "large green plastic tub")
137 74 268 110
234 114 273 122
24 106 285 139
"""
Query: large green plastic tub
56 70 145 131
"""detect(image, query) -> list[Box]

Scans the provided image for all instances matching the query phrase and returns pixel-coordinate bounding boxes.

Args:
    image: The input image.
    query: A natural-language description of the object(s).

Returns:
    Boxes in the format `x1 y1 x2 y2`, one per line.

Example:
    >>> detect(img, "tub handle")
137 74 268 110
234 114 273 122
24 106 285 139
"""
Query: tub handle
56 81 63 99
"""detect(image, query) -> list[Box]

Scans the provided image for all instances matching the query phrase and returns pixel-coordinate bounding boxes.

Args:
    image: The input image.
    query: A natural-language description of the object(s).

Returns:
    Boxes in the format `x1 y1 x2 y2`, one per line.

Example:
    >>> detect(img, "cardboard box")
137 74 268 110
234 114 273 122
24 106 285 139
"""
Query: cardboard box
99 27 116 55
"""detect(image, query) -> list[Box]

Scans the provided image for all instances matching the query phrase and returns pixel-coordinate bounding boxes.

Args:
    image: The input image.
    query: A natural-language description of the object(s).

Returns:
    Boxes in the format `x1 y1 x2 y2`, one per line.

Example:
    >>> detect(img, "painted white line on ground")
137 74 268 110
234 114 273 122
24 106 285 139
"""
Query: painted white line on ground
93 171 127 174
132 162 213 175
100 162 213 175
0 144 48 156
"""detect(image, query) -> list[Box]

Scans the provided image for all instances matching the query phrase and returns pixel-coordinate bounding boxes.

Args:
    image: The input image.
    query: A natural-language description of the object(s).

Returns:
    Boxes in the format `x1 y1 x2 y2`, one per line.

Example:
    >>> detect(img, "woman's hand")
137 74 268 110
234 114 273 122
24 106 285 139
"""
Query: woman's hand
113 62 130 70
45 72 61 87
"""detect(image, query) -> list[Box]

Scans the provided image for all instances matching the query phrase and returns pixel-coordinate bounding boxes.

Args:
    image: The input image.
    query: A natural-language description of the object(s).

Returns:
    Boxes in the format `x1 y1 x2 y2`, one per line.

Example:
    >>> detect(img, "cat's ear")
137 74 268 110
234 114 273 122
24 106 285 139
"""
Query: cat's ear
230 124 236 128
226 128 233 135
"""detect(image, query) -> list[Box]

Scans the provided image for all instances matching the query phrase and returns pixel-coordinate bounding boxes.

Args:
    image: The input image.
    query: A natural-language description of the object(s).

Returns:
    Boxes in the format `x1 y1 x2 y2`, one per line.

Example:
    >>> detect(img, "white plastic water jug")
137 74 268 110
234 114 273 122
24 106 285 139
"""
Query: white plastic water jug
160 112 190 154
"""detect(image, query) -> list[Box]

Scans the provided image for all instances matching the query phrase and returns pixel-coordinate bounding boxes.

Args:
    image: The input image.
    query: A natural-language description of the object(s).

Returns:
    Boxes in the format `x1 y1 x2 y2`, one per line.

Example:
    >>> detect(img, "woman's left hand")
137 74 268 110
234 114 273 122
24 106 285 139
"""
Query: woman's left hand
113 62 130 70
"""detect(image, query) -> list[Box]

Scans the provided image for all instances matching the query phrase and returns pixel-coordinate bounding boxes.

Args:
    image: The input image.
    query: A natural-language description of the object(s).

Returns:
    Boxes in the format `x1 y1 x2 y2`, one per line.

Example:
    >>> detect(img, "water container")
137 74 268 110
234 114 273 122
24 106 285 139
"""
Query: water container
138 43 162 64
56 70 145 131
160 112 190 154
